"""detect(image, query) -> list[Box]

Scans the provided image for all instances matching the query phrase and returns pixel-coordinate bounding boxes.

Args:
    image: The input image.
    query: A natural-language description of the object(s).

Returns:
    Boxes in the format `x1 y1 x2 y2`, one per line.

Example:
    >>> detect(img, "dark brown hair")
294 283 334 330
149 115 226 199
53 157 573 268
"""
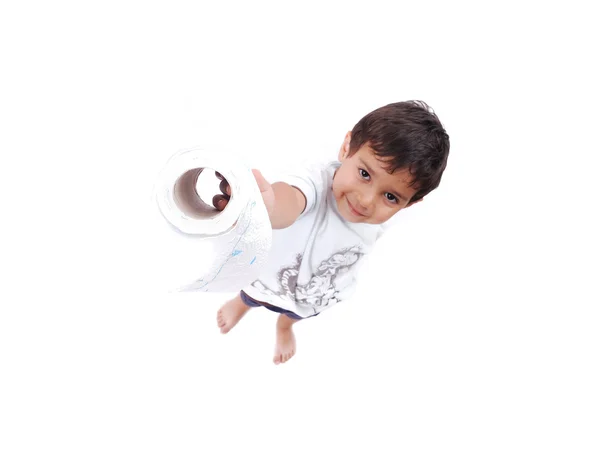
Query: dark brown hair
349 100 450 203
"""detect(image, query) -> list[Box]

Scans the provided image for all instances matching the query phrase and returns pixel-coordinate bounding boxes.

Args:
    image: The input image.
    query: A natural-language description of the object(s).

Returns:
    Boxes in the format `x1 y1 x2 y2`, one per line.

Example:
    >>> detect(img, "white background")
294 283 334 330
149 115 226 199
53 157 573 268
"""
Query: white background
1 1 599 449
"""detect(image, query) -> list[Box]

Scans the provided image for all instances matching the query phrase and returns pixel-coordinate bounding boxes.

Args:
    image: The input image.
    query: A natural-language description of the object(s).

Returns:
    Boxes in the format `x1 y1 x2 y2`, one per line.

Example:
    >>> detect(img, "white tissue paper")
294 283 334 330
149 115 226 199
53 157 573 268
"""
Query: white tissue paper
153 147 272 293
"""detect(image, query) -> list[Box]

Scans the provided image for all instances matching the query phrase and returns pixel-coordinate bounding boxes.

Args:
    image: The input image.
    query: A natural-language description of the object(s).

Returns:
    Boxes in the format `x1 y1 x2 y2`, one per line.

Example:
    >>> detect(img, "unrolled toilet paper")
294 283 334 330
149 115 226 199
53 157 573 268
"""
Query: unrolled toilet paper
154 147 272 293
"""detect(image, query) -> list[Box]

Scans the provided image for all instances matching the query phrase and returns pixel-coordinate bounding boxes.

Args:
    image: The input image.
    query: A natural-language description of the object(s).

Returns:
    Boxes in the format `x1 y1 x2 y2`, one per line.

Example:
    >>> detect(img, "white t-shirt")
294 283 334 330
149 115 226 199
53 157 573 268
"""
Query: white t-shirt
242 160 393 318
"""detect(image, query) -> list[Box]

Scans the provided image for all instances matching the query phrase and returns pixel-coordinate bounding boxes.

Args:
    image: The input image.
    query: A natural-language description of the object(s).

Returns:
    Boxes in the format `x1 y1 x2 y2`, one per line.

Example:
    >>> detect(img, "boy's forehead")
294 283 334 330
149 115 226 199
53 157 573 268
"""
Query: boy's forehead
357 145 402 174
360 146 390 168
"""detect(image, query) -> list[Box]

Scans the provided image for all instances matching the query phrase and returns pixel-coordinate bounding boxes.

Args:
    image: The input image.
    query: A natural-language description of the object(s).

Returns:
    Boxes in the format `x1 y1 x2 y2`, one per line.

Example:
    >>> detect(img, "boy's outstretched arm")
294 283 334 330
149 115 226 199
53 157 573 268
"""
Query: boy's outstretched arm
213 169 306 230
253 168 305 229
269 181 306 229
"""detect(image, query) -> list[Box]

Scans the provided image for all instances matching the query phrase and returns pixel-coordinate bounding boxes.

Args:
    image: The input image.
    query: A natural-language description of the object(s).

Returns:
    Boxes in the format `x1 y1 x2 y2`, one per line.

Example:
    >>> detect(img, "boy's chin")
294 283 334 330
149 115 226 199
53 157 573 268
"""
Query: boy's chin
341 207 385 225
343 215 362 223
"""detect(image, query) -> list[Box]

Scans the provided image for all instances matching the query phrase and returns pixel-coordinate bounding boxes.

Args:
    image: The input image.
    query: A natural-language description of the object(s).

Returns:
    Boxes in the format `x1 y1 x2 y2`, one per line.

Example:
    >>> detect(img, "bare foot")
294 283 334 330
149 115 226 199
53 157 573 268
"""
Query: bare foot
217 295 251 334
273 315 298 364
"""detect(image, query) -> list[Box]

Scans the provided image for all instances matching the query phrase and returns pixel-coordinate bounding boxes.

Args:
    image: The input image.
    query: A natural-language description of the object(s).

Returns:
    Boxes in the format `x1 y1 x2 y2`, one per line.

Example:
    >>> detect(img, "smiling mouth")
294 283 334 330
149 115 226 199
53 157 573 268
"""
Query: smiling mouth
346 197 366 217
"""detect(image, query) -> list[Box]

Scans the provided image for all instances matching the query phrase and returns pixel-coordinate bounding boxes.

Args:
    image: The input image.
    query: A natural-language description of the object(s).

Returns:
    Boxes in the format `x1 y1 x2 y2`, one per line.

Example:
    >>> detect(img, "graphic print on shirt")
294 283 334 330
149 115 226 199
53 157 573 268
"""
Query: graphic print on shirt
250 245 364 311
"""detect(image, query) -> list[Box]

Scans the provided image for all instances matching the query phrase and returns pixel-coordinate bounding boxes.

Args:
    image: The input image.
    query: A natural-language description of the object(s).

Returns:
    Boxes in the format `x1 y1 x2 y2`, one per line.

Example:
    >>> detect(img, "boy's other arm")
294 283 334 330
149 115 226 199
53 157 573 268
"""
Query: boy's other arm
270 182 306 229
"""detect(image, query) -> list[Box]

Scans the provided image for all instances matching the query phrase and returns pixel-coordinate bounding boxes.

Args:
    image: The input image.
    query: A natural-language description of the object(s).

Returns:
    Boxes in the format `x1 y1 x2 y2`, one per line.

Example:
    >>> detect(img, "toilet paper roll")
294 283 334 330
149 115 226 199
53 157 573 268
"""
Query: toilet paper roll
154 147 272 293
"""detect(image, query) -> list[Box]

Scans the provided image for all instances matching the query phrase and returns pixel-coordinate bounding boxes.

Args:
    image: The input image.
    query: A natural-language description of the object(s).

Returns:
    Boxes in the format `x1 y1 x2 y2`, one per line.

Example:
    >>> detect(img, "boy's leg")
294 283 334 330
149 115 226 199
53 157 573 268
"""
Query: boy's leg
273 313 300 365
217 291 256 334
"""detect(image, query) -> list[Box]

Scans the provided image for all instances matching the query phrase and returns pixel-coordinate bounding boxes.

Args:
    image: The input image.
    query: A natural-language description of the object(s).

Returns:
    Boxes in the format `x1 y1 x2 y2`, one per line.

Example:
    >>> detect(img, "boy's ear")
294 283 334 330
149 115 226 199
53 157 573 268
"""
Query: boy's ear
338 131 352 161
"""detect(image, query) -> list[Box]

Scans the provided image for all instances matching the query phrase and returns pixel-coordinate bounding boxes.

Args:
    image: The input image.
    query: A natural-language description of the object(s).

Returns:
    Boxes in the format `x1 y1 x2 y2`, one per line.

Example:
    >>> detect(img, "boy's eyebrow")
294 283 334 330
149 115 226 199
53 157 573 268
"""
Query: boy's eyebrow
359 157 408 201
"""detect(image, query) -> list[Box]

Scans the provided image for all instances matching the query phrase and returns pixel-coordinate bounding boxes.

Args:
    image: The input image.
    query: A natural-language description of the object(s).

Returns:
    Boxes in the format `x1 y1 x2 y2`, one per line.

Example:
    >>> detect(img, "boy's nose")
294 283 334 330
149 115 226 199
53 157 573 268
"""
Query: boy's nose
357 192 374 212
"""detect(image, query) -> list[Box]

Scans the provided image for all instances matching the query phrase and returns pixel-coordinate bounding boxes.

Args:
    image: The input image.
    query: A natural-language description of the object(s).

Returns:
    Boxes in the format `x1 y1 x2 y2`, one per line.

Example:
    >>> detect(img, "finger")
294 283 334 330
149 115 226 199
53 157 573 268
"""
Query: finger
215 171 224 181
252 169 271 193
219 179 231 196
212 194 229 211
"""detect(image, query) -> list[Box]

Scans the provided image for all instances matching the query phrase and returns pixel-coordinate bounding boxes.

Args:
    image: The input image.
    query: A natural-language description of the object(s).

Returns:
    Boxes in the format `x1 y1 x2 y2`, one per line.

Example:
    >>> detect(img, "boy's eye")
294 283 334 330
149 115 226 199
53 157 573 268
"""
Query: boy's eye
385 193 397 203
359 169 370 179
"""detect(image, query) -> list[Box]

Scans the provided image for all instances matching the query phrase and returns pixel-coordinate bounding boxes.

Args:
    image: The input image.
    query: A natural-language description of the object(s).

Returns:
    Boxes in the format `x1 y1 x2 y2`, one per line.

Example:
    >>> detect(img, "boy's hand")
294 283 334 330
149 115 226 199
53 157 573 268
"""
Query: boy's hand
212 169 276 216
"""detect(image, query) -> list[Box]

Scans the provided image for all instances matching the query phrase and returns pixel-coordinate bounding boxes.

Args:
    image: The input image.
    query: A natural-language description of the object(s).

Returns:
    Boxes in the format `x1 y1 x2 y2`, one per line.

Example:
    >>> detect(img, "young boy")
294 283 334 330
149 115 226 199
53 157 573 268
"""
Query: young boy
212 101 450 364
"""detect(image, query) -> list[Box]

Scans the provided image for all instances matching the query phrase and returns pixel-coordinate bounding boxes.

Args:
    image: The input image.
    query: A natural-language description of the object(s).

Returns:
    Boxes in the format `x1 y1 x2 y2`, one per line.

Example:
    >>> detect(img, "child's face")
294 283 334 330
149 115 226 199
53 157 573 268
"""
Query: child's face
333 132 420 224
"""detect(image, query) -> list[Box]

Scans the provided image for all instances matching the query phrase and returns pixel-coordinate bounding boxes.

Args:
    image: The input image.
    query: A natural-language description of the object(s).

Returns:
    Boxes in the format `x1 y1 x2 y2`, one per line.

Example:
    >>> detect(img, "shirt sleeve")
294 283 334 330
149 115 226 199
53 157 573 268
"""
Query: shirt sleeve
270 161 326 218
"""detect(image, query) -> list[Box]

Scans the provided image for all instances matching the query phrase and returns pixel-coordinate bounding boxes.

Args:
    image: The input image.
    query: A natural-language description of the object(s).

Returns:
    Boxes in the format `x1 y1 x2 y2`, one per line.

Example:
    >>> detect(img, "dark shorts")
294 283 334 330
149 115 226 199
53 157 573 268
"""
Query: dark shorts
240 290 317 321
